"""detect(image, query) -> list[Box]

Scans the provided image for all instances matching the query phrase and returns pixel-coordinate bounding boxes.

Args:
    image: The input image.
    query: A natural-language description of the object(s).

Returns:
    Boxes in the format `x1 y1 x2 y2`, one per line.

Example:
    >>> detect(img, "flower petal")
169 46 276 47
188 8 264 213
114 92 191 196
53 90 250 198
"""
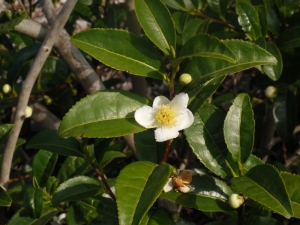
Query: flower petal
174 108 194 130
155 127 179 142
178 185 191 193
134 106 156 128
163 178 174 192
153 96 170 109
170 93 189 112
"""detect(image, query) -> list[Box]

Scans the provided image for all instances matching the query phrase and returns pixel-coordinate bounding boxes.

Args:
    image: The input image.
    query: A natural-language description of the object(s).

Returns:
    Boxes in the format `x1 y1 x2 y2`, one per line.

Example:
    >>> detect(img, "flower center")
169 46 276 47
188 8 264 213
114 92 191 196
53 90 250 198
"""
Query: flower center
155 105 176 127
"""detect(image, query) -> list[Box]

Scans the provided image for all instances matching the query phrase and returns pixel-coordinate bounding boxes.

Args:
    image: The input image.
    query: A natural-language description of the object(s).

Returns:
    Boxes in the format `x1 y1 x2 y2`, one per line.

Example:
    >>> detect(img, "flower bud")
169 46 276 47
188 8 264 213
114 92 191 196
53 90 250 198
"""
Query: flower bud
44 95 52 105
2 84 12 94
24 106 33 118
71 88 77 96
228 193 244 209
179 73 192 86
264 86 277 99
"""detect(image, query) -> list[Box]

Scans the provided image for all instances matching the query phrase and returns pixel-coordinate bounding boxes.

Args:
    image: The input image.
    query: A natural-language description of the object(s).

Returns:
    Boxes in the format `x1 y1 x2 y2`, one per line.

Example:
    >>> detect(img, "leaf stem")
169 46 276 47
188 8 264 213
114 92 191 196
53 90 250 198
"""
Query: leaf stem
91 162 116 201
161 139 172 163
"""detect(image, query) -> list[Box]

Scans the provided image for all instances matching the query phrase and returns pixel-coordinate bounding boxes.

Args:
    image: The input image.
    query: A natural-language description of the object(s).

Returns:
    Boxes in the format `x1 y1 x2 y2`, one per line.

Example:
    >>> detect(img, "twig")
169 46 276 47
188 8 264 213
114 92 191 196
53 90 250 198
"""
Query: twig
162 140 171 163
0 0 78 189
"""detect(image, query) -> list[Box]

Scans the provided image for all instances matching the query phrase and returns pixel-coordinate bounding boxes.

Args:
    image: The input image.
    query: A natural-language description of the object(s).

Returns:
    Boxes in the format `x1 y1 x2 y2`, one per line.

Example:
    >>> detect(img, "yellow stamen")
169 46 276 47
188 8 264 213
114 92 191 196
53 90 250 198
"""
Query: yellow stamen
155 105 176 127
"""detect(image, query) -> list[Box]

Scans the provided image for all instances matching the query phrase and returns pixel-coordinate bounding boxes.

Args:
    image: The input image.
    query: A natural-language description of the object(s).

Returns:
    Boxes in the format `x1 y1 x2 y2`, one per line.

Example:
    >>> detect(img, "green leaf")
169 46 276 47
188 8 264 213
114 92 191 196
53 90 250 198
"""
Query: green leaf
141 208 171 225
45 176 58 196
33 150 58 187
27 130 83 157
160 175 233 212
242 154 264 174
281 172 300 218
58 90 149 138
184 39 277 83
73 197 118 224
162 0 204 11
8 207 58 225
134 0 176 56
186 75 226 114
24 187 43 218
231 164 293 218
52 176 102 206
265 1 279 36
181 17 207 45
224 93 254 164
134 129 164 163
57 156 93 183
185 103 238 179
116 162 171 225
277 25 300 50
273 91 296 142
94 138 114 164
0 186 12 206
275 0 295 19
0 10 28 34
0 124 14 144
256 5 268 37
173 34 237 67
71 29 167 81
172 12 189 34
236 1 262 41
262 42 283 81
101 151 126 168
206 0 230 19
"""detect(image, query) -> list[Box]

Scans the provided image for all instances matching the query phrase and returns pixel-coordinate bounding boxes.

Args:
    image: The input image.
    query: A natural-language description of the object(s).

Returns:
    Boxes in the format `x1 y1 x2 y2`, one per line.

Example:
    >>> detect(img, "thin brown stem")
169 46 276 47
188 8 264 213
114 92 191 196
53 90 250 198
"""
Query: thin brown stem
161 140 171 163
91 162 116 201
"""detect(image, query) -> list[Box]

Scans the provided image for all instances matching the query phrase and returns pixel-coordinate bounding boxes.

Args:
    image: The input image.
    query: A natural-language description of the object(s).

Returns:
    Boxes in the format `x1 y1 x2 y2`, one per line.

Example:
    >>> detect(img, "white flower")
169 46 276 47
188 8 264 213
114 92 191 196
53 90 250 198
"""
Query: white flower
134 93 194 142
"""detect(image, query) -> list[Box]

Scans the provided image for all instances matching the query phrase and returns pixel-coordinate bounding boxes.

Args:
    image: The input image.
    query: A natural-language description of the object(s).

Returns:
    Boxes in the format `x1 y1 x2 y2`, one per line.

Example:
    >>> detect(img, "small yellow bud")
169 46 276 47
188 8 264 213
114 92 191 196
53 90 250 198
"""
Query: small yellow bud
179 73 192 86
71 88 77 96
264 86 277 99
2 84 12 94
228 193 244 209
24 106 33 118
44 95 52 105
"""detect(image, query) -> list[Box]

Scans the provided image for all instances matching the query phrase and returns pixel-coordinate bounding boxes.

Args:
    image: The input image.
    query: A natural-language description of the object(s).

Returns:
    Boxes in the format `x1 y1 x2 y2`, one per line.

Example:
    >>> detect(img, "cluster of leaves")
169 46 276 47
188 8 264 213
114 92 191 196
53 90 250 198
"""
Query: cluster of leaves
1 0 300 224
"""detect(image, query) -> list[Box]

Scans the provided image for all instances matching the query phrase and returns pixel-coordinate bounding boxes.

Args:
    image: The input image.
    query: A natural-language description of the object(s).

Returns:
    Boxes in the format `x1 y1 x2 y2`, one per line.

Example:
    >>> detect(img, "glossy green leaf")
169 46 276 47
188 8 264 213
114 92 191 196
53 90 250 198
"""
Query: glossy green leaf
273 91 296 141
162 0 204 11
33 150 58 187
182 18 206 45
160 175 233 212
0 124 14 144
59 90 149 138
57 156 93 183
24 187 43 218
173 34 237 67
242 154 264 174
278 25 300 50
172 12 189 34
206 0 230 19
236 1 262 41
135 0 176 56
52 176 102 206
186 75 226 114
45 176 58 196
27 130 83 157
275 0 295 19
262 42 283 81
224 93 255 164
184 39 277 82
0 186 12 206
265 1 280 36
256 5 268 37
73 197 118 224
101 151 126 168
71 29 167 81
94 138 114 164
140 208 171 225
281 172 300 218
134 129 164 163
185 103 238 179
231 164 293 218
116 162 171 225
0 10 28 34
8 207 58 225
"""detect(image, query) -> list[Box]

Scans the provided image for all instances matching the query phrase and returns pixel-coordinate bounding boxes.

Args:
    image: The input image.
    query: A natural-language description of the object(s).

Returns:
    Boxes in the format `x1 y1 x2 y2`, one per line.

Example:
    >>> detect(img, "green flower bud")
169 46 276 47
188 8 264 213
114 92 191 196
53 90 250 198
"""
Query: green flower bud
44 95 52 105
179 73 192 86
264 86 277 99
2 84 12 94
24 106 33 118
228 193 244 209
71 88 77 96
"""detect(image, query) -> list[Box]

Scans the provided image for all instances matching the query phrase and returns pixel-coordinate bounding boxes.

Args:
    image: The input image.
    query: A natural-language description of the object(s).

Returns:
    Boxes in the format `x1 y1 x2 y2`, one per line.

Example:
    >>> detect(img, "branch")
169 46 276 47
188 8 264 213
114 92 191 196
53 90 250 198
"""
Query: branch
0 0 78 188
